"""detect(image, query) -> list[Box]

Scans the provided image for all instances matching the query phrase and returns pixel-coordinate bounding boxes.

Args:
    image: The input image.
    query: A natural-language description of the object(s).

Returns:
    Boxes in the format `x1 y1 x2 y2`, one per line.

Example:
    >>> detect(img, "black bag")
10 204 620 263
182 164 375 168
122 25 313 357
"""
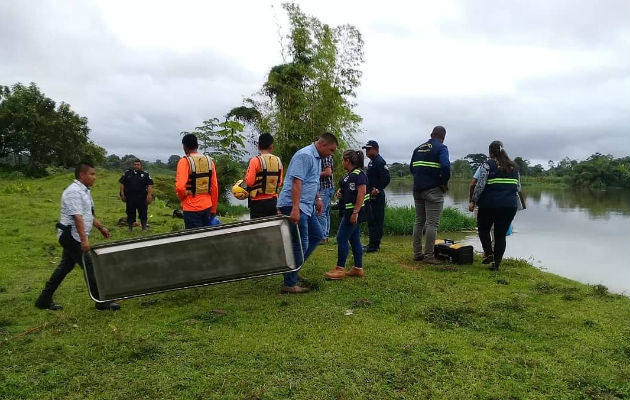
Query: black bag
434 239 473 264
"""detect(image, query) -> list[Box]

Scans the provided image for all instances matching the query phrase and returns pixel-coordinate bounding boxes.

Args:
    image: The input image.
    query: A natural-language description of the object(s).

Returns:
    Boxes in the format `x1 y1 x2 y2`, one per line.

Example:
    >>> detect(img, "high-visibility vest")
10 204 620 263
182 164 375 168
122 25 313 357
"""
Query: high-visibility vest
478 159 519 208
248 154 282 198
185 154 213 195
339 168 370 223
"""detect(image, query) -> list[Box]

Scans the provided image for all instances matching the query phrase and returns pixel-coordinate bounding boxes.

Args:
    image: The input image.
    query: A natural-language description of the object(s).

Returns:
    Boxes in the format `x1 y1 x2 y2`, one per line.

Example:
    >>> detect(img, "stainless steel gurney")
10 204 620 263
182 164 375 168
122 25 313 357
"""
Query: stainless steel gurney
82 216 301 303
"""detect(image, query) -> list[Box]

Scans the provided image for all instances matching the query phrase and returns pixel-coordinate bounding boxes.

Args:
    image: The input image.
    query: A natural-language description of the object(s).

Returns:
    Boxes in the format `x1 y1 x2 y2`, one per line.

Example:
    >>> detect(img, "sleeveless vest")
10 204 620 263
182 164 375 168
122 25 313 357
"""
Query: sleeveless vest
185 154 213 196
339 169 370 223
248 154 282 198
478 159 519 208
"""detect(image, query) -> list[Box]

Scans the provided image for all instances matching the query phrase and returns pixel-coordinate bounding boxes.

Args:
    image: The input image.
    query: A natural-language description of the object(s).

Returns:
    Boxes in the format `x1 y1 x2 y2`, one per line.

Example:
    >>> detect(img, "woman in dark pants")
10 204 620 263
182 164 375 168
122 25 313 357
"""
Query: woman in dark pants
468 141 520 270
324 150 369 280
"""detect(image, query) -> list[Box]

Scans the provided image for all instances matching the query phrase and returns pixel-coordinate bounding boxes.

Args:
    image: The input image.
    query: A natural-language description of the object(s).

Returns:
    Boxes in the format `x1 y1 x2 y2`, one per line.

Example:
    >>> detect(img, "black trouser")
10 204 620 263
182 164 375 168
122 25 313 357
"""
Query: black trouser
367 191 386 249
249 197 277 219
126 195 148 225
477 207 517 268
36 230 101 306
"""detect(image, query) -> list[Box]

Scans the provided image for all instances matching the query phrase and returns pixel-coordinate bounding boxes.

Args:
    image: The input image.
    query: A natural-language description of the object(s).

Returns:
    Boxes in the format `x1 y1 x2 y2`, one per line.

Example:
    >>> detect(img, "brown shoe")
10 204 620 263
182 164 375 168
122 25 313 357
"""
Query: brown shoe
345 267 364 278
423 256 442 265
324 266 346 280
281 285 310 294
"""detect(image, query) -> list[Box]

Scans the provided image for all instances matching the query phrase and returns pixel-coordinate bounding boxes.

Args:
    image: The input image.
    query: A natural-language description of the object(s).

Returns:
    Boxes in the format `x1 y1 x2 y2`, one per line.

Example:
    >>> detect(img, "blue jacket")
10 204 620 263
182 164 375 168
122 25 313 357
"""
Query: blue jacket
477 160 519 208
410 138 450 191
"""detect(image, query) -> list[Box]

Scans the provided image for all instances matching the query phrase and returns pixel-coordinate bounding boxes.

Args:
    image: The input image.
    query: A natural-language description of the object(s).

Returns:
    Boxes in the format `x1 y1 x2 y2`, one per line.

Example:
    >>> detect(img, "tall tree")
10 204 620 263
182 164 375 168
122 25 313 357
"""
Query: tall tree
464 153 488 172
513 157 530 175
229 3 364 163
167 155 181 170
0 82 105 175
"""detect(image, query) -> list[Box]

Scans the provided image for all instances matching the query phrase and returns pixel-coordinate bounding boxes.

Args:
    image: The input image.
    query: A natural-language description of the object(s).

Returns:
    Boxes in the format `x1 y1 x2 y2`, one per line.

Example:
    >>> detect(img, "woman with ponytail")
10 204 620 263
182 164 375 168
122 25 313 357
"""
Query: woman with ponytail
325 150 369 280
468 141 520 271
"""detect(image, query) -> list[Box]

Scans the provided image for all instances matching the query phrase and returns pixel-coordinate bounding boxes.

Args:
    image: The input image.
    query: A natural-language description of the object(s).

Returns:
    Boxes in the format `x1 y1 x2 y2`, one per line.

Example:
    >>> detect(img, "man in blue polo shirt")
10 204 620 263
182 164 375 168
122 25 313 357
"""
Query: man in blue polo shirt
277 132 338 293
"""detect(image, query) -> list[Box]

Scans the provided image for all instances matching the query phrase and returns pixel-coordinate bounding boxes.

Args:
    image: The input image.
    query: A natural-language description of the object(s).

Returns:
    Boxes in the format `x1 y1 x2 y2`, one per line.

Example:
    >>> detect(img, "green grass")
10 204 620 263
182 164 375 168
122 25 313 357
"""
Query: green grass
330 206 476 235
1 171 629 399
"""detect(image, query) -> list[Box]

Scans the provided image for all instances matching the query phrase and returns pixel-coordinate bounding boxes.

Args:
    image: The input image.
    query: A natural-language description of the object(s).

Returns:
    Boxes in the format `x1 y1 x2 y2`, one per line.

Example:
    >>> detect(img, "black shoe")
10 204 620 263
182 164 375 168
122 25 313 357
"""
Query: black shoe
35 301 63 311
482 254 494 264
488 262 499 271
362 246 379 253
95 302 121 311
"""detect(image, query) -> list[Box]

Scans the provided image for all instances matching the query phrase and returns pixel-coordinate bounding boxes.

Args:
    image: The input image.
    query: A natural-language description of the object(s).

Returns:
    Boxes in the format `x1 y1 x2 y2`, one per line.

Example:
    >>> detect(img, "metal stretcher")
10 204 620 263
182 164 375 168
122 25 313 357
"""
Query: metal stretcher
82 215 301 303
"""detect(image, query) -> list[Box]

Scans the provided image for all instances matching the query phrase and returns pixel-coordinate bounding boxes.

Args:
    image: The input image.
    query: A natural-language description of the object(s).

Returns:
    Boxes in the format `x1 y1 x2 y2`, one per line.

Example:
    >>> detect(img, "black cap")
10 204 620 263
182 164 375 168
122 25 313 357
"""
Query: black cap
362 140 379 149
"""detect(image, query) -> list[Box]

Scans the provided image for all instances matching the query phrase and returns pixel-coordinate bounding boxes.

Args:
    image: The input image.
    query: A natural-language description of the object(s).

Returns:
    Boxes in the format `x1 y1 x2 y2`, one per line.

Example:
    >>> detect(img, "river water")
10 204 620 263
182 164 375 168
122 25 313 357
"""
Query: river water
387 180 630 295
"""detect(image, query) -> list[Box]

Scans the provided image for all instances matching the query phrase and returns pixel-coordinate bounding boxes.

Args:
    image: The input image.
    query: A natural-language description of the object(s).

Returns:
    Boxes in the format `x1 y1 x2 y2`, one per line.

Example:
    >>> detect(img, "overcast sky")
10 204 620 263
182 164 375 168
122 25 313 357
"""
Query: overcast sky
1 0 628 165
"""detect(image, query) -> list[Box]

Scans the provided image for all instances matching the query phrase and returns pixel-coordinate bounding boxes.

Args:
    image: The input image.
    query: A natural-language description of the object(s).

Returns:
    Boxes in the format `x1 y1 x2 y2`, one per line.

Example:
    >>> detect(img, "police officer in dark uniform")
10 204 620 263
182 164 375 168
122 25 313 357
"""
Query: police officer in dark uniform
362 140 390 252
119 159 154 231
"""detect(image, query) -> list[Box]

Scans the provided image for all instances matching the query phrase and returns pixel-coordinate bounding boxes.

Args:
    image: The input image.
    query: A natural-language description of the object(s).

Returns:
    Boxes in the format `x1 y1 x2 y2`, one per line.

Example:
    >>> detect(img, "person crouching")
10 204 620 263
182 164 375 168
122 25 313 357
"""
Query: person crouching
325 150 370 280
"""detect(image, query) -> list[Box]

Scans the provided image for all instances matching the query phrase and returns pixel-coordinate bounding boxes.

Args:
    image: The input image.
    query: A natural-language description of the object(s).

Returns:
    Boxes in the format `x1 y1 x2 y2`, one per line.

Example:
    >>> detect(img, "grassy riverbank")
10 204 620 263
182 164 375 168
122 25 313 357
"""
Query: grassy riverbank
1 171 629 399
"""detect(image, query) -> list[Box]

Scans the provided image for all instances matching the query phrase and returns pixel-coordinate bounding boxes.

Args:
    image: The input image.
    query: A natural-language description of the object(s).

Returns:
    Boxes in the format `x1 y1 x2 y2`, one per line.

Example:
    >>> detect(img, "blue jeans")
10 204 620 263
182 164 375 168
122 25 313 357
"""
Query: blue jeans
183 208 210 229
316 186 335 238
279 206 324 287
336 215 363 268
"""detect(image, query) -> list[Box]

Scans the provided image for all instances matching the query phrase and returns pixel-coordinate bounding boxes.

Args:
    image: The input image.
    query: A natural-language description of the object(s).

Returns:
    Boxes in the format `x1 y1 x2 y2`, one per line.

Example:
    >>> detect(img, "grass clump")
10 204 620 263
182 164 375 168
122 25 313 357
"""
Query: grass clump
330 205 476 235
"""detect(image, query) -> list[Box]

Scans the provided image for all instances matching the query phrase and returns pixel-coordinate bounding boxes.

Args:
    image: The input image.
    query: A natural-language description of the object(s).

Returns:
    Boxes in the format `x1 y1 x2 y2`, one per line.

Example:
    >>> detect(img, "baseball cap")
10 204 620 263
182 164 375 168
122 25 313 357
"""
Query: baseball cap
362 140 379 149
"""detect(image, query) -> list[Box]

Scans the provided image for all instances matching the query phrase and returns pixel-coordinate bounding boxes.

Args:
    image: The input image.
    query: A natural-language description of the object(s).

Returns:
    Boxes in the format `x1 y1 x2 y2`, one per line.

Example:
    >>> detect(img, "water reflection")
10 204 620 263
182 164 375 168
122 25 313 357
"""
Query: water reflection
387 179 630 218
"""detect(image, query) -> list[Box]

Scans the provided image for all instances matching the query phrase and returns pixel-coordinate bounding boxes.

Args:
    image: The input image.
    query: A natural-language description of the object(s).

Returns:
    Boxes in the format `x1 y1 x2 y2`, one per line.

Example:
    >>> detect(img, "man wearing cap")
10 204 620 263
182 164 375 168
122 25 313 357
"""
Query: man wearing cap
410 126 451 264
363 140 391 253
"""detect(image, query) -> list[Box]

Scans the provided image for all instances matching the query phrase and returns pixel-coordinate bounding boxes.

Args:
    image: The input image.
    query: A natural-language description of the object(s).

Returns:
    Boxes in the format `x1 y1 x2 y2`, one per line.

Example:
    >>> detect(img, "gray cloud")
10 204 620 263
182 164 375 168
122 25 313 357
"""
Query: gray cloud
448 0 630 48
1 1 628 166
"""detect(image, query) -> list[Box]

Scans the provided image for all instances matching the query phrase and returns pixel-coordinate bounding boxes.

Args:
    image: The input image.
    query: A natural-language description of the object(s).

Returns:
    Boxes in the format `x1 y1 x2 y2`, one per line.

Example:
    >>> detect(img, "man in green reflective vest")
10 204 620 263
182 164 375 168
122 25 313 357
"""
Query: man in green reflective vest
409 126 451 264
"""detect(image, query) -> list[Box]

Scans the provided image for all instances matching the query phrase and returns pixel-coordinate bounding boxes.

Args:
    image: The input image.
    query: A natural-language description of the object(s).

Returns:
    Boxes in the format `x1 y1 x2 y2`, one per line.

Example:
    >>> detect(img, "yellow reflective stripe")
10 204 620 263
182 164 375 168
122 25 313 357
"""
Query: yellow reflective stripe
487 178 518 185
352 169 361 175
412 161 440 168
345 204 355 209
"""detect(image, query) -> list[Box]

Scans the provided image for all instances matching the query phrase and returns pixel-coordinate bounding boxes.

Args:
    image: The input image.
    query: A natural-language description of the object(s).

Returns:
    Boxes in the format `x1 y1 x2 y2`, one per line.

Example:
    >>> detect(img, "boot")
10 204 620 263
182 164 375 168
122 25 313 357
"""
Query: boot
34 292 63 310
141 221 148 231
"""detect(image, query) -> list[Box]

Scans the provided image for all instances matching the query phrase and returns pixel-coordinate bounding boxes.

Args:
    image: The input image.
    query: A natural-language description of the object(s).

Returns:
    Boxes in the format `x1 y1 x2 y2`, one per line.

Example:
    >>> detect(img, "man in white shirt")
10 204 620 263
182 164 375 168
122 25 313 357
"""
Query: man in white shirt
34 162 118 311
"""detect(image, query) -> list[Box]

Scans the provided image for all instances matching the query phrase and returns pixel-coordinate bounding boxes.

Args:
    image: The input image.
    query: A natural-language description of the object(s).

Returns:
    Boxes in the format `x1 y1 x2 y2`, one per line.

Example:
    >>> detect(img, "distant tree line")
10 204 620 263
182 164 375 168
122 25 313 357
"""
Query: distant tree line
0 83 106 176
390 152 630 189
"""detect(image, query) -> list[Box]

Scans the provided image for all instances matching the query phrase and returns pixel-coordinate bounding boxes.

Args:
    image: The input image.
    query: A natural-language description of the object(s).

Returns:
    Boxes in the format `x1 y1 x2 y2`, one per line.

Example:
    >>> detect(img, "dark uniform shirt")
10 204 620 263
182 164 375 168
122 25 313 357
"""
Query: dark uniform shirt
119 169 153 197
366 154 391 192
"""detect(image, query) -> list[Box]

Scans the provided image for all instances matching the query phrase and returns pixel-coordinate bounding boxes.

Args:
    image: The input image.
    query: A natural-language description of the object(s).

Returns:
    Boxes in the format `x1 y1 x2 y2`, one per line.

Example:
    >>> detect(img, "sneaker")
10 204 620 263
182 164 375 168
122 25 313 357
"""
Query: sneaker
325 266 346 280
95 302 121 311
423 256 442 265
482 254 494 264
345 267 364 278
281 285 310 294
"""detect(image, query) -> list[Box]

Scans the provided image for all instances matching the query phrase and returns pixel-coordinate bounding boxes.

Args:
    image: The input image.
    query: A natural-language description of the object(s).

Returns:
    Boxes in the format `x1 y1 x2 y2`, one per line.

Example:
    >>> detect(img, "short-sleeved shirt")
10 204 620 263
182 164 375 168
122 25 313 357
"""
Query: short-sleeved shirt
119 169 153 196
473 166 482 180
59 180 94 242
319 156 334 190
277 143 322 216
